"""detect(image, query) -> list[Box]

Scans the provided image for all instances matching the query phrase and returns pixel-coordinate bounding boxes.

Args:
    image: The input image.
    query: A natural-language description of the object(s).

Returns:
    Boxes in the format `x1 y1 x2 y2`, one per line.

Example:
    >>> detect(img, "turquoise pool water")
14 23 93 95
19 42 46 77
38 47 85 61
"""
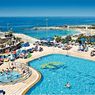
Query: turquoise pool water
26 54 95 94
0 71 21 83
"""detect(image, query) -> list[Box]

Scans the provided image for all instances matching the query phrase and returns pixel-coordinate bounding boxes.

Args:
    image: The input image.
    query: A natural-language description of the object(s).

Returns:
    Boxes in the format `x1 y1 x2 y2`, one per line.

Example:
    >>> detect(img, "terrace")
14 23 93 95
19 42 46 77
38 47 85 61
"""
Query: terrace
0 31 22 53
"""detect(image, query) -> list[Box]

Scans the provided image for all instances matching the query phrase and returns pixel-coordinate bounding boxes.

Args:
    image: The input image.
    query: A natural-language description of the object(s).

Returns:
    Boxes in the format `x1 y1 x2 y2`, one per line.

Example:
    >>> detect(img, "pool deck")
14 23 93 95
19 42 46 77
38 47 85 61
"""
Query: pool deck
16 45 95 63
0 67 41 95
0 33 95 95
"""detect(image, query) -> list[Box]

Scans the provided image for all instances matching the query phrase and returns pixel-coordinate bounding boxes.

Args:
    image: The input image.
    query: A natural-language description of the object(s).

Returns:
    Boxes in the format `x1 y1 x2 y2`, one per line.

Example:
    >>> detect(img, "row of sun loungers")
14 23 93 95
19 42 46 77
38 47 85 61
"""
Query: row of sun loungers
0 42 43 66
35 40 95 57
35 40 72 50
78 45 89 52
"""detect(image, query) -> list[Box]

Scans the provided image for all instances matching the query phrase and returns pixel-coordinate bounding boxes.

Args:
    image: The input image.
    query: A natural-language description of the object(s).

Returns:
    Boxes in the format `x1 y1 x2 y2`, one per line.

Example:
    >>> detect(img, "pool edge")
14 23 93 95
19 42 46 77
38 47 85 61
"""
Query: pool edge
21 67 41 95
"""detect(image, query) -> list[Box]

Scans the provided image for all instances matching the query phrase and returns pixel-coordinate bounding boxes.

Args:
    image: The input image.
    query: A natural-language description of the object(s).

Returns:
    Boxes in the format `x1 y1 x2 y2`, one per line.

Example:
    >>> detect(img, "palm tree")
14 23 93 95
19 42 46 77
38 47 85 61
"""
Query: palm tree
65 36 72 44
16 37 22 42
55 36 62 43
61 38 65 44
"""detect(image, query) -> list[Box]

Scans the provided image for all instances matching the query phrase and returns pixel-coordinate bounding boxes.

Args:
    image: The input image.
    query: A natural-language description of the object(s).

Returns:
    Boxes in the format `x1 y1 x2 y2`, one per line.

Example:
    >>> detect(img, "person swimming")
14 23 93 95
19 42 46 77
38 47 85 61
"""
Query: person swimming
65 82 71 88
0 71 3 76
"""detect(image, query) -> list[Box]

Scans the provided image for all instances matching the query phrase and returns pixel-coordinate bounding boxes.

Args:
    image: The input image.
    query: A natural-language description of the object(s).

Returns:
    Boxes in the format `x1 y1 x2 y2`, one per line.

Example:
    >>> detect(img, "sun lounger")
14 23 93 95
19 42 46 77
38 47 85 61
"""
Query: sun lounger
84 46 88 52
91 50 95 56
0 90 5 95
62 45 72 50
39 47 43 52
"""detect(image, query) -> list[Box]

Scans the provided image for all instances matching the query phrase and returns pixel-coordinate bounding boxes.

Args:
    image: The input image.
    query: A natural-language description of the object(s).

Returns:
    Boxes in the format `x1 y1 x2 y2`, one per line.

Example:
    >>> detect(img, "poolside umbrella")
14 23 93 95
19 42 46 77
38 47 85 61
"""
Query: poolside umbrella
16 49 21 53
90 37 95 43
16 49 21 56
27 48 33 52
9 54 15 61
21 43 25 48
21 50 27 54
24 42 30 47
20 51 27 58
21 42 30 48
12 50 16 54
80 38 86 44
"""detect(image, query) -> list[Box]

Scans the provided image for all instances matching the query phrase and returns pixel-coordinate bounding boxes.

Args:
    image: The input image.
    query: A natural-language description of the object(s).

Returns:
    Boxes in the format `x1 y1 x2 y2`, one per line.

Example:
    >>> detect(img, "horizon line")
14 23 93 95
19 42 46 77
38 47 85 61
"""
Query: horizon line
0 16 95 18
0 15 95 17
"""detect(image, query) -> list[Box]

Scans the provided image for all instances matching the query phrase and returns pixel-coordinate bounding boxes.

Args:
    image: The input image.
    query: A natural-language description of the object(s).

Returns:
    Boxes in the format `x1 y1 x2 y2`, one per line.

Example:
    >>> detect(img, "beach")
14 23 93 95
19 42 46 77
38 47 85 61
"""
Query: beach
32 25 95 36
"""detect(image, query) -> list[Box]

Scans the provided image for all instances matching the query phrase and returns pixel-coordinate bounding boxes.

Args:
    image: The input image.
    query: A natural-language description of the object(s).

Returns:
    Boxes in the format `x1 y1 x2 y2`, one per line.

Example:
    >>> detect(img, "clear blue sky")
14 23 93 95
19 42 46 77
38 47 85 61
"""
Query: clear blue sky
0 0 95 17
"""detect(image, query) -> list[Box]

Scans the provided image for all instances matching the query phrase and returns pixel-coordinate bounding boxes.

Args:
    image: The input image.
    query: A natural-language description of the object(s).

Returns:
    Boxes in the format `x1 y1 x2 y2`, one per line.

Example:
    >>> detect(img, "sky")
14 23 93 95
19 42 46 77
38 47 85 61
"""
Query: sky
0 0 95 17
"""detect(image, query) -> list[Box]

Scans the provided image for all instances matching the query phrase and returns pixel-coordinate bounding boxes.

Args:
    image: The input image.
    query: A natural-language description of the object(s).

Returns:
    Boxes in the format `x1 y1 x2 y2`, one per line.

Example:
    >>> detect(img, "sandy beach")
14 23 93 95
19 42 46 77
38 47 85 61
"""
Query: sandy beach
32 25 95 36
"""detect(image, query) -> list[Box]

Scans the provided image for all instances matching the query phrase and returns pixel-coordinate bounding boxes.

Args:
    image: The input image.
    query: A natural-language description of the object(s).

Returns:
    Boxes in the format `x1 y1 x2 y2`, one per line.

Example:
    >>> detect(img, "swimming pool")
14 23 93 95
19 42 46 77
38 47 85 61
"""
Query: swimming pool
26 54 95 94
0 71 21 83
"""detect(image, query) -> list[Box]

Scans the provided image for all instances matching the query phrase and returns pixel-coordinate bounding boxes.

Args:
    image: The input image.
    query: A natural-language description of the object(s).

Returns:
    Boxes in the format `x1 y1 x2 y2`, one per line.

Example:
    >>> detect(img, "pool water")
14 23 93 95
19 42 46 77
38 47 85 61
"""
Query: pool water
0 71 21 83
27 54 95 94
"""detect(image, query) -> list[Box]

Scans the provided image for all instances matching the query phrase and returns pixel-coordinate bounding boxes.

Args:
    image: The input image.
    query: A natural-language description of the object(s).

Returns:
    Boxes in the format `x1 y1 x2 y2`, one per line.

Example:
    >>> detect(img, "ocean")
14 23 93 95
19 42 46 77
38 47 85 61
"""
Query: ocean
0 17 95 38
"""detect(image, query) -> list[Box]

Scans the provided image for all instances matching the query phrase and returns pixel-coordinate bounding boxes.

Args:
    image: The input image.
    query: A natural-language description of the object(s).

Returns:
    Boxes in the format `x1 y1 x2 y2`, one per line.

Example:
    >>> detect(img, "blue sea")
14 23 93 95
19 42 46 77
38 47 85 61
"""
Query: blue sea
0 17 95 39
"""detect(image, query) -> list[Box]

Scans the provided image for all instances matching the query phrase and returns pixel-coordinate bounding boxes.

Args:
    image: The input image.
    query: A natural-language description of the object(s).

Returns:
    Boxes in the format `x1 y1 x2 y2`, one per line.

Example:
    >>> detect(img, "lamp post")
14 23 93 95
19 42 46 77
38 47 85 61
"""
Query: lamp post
37 23 39 38
45 17 48 38
66 37 69 56
66 29 69 56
